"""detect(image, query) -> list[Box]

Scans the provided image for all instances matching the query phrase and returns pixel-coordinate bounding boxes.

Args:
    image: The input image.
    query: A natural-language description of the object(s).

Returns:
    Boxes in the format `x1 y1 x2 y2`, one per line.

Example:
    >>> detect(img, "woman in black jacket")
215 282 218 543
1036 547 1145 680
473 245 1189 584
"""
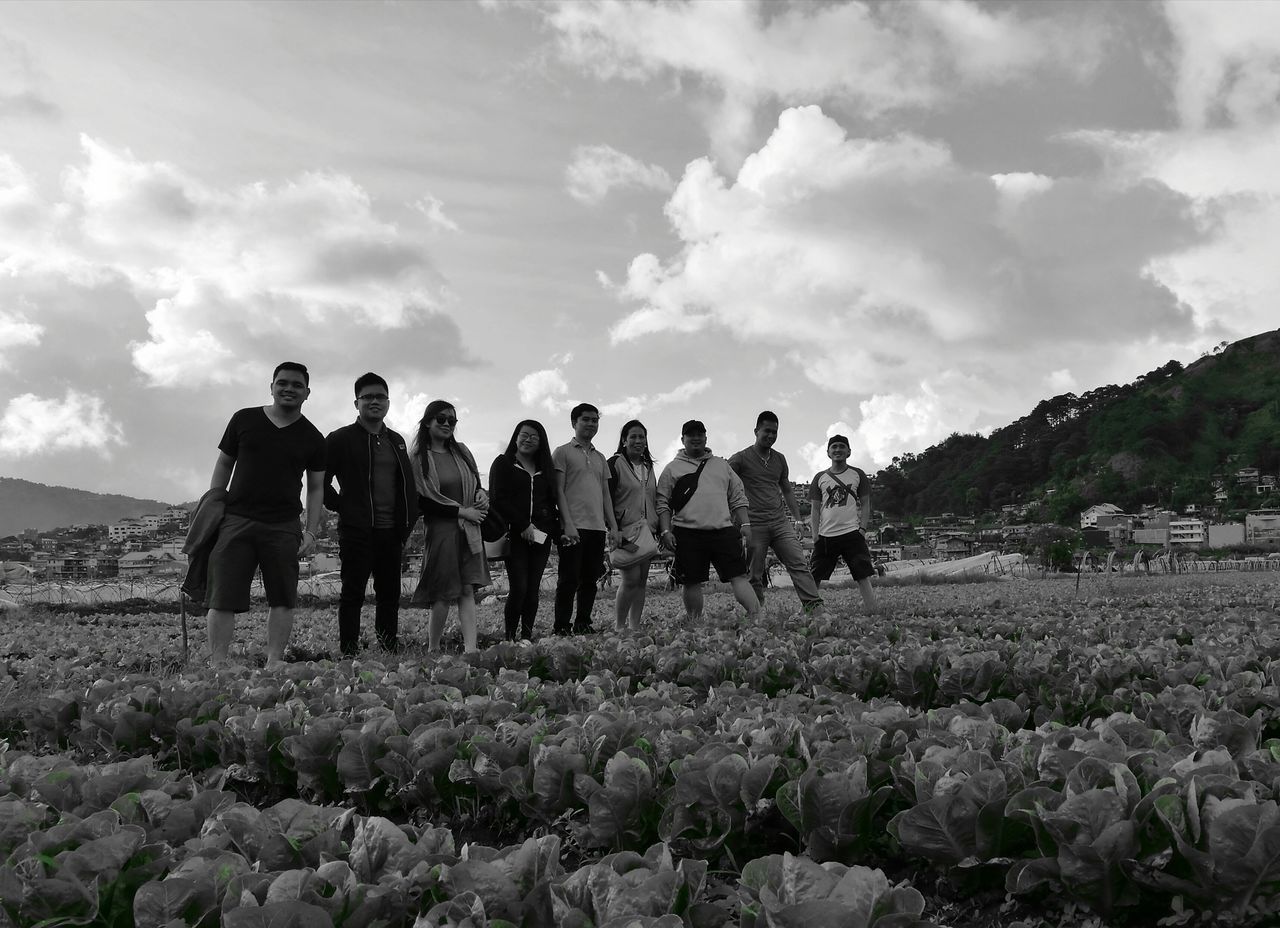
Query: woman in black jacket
489 419 564 641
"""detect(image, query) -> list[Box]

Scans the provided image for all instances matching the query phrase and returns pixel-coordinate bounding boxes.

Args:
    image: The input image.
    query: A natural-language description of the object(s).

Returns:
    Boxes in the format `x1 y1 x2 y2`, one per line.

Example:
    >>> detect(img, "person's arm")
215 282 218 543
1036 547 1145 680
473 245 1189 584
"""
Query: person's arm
301 469 324 556
809 475 823 542
727 467 751 544
209 451 235 491
553 448 578 543
655 463 675 549
860 487 873 532
601 456 620 547
779 457 801 521
322 432 342 512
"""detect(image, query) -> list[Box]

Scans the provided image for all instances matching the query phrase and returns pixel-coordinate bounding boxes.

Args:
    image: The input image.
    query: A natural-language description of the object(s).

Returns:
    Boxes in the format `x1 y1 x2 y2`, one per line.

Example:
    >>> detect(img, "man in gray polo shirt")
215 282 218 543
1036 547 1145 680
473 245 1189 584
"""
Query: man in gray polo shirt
552 402 620 634
728 411 824 617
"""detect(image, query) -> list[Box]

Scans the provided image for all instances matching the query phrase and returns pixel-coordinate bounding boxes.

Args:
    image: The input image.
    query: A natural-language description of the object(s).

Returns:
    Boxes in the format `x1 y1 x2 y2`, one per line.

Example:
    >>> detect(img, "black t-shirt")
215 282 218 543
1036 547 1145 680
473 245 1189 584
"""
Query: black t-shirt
219 407 326 523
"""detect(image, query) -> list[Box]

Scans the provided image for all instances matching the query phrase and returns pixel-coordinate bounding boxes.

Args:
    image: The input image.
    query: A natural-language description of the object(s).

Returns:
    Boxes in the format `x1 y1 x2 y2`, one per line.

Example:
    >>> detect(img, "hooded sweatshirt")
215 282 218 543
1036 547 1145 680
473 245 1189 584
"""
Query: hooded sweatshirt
656 448 749 530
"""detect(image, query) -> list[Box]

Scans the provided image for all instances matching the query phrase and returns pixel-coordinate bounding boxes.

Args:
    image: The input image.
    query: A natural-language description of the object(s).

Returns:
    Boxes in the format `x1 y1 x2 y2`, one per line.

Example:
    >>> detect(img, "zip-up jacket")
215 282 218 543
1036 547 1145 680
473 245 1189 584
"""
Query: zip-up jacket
488 454 561 537
180 487 226 606
323 421 418 542
656 449 749 530
608 453 658 532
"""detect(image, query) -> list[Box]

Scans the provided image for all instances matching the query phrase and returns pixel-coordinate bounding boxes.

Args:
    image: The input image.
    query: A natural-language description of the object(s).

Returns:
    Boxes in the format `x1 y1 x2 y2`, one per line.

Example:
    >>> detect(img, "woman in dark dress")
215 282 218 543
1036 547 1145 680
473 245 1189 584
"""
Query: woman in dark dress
411 399 489 652
488 419 563 642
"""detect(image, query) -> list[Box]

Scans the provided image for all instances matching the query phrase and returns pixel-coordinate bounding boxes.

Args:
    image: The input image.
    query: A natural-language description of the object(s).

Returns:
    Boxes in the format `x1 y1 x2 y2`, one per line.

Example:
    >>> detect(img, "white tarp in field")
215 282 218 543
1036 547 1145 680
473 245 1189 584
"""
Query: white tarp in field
880 552 1025 579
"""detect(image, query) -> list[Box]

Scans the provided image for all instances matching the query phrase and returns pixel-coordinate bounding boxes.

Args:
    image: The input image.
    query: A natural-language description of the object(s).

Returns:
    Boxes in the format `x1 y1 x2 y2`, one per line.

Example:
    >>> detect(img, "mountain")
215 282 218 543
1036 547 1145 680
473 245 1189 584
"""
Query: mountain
874 328 1280 523
0 477 175 537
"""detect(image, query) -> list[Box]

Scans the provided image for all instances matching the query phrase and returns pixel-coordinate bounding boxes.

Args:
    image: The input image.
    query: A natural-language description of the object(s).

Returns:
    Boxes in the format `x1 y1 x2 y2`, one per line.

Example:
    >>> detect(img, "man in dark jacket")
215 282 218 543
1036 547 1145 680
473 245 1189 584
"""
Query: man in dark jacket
324 372 418 654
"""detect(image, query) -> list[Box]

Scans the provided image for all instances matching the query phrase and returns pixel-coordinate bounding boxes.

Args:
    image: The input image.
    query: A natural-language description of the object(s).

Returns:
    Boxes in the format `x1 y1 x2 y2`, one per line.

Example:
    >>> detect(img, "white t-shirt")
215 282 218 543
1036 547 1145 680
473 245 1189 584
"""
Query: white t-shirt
808 468 864 537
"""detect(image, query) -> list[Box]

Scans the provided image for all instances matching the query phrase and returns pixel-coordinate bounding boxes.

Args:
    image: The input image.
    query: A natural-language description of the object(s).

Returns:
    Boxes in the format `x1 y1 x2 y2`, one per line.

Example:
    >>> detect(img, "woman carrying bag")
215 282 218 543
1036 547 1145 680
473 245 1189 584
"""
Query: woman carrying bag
607 419 660 632
489 420 563 642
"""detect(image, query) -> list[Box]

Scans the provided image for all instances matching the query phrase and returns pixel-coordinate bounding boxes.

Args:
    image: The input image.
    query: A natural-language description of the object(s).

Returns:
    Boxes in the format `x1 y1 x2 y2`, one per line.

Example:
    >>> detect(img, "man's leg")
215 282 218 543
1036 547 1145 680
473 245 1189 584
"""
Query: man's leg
338 528 375 654
746 523 772 605
207 609 236 662
573 530 605 633
682 582 703 620
728 575 762 620
266 606 294 663
370 529 402 650
553 542 581 634
770 521 823 611
856 577 880 613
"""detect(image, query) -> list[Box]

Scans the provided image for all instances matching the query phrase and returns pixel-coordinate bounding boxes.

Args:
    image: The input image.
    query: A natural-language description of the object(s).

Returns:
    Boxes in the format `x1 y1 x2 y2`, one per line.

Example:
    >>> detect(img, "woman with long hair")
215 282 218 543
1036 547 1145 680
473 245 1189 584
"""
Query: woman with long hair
410 399 490 652
607 419 659 631
488 419 563 642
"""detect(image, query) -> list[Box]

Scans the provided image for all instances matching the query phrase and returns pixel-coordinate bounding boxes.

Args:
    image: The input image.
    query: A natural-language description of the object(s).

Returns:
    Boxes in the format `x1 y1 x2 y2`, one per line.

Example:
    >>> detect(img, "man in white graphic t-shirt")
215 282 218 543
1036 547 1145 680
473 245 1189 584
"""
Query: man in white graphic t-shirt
808 434 880 614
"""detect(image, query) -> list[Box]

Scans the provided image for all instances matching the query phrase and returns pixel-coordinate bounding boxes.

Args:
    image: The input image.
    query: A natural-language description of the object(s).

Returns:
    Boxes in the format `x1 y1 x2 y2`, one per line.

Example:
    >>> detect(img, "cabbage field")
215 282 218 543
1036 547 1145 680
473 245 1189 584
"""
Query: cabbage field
1 573 1279 927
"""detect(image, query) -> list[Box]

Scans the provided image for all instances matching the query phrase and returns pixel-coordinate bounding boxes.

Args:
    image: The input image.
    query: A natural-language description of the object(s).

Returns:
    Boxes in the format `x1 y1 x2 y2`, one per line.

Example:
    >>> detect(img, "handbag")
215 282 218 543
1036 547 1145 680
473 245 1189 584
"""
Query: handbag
484 535 510 560
480 507 508 543
669 458 710 514
611 522 659 569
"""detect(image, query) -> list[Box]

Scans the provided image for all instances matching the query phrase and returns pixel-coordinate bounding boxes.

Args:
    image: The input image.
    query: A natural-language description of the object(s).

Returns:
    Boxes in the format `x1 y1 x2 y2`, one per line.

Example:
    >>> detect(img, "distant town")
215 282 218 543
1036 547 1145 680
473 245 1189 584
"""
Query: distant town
2 464 1277 585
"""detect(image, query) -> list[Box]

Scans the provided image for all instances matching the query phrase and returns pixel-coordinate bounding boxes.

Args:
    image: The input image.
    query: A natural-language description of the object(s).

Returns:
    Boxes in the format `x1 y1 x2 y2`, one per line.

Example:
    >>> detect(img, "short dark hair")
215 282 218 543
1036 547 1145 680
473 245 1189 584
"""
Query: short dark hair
755 410 778 430
354 372 388 397
273 361 309 385
570 403 600 424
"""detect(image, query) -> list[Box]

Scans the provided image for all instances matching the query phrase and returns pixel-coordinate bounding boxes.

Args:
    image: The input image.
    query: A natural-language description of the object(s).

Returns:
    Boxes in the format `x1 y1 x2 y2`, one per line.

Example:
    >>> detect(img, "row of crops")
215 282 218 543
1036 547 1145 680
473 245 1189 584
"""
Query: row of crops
2 575 1279 926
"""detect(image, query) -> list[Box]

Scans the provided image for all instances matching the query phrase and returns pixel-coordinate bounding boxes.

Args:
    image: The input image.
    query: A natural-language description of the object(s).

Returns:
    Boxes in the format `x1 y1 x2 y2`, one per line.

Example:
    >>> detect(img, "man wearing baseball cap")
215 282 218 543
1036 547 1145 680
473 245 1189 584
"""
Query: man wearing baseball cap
655 420 761 622
808 434 880 613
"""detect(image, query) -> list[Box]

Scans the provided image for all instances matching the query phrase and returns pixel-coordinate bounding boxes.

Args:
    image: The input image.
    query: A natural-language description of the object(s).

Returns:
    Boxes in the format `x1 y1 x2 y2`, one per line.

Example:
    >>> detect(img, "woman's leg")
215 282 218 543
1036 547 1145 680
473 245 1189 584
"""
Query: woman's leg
458 585 478 652
522 541 551 639
628 561 651 628
615 563 645 630
429 601 450 652
504 541 529 641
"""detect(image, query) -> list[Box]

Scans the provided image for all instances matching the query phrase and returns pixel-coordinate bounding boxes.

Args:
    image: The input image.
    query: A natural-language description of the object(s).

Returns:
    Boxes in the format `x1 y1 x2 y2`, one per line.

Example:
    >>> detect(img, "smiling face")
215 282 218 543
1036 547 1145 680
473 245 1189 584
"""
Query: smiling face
754 420 778 451
271 368 310 411
681 429 707 456
355 386 388 425
515 425 541 457
827 440 850 465
429 406 458 444
624 425 648 460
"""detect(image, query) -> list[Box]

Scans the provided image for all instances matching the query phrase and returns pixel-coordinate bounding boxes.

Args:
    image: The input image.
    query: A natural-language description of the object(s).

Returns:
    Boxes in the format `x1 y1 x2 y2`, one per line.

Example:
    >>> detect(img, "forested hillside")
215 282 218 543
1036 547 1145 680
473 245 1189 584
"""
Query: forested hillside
874 329 1280 521
0 478 173 537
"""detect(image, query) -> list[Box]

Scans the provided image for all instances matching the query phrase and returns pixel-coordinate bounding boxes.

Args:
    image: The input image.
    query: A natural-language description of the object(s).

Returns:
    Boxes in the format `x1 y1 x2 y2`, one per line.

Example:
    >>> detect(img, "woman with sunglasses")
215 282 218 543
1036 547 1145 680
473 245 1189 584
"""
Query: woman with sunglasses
410 400 489 652
488 419 563 642
608 419 659 631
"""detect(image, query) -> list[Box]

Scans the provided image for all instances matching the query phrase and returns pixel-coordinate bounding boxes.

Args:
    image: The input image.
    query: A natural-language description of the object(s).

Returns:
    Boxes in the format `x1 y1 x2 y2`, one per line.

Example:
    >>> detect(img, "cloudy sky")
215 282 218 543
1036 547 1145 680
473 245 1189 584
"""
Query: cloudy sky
1 0 1278 502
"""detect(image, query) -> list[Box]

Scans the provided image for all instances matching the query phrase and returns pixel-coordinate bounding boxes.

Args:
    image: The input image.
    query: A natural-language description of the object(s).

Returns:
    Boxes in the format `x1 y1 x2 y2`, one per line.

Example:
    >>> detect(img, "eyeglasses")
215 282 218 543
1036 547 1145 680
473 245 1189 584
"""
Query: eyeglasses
434 415 458 426
357 393 389 402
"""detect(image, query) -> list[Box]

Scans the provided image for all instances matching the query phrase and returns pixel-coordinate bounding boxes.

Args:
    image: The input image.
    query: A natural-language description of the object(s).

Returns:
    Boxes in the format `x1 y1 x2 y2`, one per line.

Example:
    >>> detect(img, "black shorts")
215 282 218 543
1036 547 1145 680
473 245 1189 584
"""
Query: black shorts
206 514 301 612
811 530 876 583
672 526 748 584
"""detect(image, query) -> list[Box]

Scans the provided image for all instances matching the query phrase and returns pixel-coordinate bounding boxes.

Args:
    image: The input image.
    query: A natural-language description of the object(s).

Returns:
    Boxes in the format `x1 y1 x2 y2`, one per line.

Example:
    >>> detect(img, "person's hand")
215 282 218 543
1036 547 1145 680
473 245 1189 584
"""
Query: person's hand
608 528 623 550
521 525 539 542
659 529 676 550
458 506 485 524
299 530 318 557
561 526 580 546
739 524 751 547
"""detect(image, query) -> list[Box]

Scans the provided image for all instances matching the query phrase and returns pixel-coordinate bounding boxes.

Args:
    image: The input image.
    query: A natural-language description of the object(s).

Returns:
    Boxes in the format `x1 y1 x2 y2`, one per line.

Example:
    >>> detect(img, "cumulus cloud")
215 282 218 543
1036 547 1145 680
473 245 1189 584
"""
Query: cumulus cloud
0 34 58 120
518 368 571 412
566 144 674 205
0 389 125 458
599 377 711 418
605 104 1203 468
540 0 1098 161
0 136 474 386
0 307 44 368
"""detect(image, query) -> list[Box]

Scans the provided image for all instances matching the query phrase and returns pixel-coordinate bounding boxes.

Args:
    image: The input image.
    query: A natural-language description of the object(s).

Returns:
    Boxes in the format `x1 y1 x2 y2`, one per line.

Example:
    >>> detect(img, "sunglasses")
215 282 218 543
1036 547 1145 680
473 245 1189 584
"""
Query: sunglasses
434 415 458 426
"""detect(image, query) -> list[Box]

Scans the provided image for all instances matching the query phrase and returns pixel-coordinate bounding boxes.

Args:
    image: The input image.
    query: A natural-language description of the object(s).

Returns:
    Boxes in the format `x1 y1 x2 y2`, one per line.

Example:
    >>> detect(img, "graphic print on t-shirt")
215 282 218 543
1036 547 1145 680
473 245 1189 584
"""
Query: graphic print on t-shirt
822 481 852 510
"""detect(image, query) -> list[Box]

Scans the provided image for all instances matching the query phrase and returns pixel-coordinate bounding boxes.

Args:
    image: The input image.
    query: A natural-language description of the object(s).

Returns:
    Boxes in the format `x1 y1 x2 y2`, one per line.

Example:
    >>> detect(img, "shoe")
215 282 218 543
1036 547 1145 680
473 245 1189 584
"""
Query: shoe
802 602 826 618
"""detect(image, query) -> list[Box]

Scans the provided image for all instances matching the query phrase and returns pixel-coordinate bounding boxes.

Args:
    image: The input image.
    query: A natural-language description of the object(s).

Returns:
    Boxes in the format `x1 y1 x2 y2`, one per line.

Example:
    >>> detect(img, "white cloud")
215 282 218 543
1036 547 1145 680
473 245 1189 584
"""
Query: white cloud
0 307 43 368
0 136 468 387
565 144 673 205
0 389 125 458
605 104 1202 468
541 0 1098 162
412 194 460 232
518 368 571 412
599 376 711 418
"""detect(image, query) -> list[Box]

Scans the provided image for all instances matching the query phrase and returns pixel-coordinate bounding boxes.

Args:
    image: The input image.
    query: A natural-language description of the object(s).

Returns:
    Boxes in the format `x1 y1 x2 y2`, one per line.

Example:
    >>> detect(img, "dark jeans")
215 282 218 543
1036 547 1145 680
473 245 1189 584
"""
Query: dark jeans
505 535 552 640
554 528 606 633
338 526 403 653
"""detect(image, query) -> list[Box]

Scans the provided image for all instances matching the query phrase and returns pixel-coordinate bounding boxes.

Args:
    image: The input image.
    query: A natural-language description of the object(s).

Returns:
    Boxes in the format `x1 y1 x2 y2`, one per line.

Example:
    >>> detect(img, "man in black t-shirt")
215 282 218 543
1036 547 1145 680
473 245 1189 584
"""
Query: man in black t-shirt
323 372 417 655
206 361 326 664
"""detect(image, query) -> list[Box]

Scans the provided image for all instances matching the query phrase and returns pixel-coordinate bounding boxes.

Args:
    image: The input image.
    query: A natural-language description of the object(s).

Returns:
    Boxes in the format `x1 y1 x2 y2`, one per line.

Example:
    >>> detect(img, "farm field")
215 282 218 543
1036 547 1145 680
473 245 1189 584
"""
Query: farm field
1 573 1279 927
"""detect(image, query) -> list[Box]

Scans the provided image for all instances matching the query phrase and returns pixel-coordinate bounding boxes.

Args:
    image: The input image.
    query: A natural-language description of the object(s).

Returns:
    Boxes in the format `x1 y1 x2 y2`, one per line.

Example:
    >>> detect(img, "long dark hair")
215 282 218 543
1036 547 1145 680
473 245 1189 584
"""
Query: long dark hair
614 419 654 467
503 419 554 473
414 399 458 475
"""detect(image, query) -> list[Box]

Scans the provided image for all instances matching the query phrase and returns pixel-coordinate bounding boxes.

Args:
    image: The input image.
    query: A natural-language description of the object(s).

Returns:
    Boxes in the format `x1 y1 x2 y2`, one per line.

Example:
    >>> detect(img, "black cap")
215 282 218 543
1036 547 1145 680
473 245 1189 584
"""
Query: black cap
827 434 850 448
681 419 707 435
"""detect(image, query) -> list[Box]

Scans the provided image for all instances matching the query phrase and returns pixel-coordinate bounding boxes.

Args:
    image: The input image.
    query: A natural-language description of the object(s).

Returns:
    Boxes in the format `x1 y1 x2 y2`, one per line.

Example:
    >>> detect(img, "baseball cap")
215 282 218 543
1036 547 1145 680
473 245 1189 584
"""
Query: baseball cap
827 434 850 448
682 419 707 435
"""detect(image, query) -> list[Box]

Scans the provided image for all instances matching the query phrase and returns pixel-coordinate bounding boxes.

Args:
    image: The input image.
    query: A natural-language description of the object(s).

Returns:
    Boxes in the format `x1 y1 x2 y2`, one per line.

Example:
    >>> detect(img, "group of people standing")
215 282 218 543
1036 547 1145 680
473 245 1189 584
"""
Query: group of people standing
188 363 880 665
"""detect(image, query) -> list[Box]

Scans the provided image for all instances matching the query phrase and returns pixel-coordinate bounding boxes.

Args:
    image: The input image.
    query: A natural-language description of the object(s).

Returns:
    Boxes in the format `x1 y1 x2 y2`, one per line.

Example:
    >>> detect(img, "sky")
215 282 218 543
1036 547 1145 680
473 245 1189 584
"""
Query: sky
1 0 1278 503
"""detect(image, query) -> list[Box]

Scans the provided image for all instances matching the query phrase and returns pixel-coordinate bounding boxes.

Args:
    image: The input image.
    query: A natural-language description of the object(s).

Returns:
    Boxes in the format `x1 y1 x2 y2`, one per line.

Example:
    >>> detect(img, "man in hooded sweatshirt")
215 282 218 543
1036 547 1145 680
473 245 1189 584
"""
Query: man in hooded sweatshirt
655 420 761 622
